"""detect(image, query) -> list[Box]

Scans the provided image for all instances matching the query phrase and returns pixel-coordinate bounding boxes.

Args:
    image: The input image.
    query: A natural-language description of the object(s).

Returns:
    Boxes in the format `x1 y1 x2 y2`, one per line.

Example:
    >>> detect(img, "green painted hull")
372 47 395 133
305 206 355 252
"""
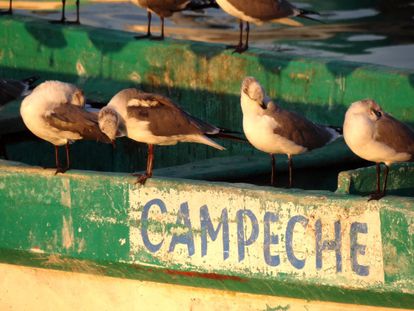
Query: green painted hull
0 16 413 308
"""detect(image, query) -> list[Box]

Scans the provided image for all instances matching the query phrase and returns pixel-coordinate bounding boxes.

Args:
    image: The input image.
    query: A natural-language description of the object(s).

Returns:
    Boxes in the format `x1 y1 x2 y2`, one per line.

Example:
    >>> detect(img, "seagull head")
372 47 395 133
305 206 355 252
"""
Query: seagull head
71 89 85 107
348 99 384 122
240 77 273 112
98 106 120 143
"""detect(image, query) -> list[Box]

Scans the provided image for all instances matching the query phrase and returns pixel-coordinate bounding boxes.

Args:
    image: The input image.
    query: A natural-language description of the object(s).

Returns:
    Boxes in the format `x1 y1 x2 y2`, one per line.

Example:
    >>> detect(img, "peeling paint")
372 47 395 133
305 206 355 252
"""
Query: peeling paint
76 60 87 76
60 179 71 208
30 247 45 254
129 185 385 288
62 215 74 250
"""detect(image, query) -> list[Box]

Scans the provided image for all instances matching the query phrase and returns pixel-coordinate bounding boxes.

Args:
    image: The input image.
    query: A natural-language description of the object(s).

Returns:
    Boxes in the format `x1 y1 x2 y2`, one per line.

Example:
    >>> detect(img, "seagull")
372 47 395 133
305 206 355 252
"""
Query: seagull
133 0 219 40
0 76 38 107
98 88 231 184
0 0 12 15
343 99 414 200
20 81 111 174
240 77 340 188
50 0 81 24
215 0 321 53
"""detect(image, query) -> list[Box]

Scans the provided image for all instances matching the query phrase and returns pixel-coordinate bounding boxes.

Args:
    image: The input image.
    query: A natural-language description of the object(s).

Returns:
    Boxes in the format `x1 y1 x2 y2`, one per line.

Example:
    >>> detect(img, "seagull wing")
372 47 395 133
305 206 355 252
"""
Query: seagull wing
44 104 111 143
223 0 295 20
126 92 217 136
270 108 334 150
375 114 414 158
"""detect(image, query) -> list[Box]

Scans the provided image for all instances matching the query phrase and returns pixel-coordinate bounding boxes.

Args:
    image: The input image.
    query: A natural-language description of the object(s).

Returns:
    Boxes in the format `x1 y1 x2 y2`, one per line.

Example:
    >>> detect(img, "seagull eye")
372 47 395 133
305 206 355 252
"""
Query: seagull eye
372 109 382 118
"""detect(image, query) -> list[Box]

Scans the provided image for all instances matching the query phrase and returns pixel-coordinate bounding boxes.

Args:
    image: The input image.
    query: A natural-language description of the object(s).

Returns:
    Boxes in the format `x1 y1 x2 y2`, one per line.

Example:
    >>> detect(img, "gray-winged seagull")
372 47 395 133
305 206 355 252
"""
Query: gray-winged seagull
133 0 218 39
20 81 111 174
98 88 230 184
344 99 414 200
241 77 340 187
216 0 321 53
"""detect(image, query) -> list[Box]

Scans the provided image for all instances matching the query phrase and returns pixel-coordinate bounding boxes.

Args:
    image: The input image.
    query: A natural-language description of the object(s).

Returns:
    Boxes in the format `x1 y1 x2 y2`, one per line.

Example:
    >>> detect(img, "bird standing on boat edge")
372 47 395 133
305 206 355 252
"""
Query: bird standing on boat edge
133 0 219 40
98 88 243 184
20 81 111 174
240 77 341 188
216 0 322 53
343 99 414 200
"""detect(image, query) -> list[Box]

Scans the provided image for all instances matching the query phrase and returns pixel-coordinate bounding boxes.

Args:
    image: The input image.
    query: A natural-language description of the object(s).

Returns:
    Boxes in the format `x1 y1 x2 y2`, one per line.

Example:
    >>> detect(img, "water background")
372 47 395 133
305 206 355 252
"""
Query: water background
8 0 414 70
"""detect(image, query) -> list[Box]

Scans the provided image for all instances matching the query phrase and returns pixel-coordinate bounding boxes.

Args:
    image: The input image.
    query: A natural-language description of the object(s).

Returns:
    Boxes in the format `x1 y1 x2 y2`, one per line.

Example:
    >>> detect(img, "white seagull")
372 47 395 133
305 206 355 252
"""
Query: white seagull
343 99 414 200
20 81 111 174
240 77 340 187
215 0 321 53
98 88 229 184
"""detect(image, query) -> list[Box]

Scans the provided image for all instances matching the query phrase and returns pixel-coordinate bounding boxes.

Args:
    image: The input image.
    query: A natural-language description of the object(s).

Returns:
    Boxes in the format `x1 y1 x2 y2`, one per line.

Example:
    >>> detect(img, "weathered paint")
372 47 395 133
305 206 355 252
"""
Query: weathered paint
337 163 414 197
0 161 413 308
129 186 385 288
1 263 412 311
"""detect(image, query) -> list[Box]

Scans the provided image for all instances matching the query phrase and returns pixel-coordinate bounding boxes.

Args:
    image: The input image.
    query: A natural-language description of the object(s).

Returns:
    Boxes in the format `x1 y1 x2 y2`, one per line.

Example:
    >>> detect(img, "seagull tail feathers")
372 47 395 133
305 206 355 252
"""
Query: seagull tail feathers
207 130 247 143
198 135 226 150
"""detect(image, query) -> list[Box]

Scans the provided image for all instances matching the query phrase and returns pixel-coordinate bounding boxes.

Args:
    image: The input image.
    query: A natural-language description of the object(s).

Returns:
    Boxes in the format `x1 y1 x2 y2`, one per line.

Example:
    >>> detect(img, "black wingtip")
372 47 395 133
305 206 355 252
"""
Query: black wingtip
184 0 219 11
22 76 40 87
298 9 325 24
327 125 343 135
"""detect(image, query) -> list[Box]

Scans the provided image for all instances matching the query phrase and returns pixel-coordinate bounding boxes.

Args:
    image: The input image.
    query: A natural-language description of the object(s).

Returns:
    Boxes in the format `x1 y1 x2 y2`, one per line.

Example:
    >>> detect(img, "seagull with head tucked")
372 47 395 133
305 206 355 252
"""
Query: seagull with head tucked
20 81 111 174
240 76 340 187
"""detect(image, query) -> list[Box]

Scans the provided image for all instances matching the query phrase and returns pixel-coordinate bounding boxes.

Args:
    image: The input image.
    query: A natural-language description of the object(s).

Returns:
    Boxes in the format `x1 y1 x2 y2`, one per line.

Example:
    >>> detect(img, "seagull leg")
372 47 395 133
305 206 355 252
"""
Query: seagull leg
134 144 154 185
0 0 12 15
50 0 66 23
226 20 244 52
55 143 70 174
135 11 152 39
64 142 71 172
66 0 81 24
369 163 388 201
233 21 249 53
54 146 63 174
270 154 275 186
382 164 390 196
287 154 293 188
151 16 165 40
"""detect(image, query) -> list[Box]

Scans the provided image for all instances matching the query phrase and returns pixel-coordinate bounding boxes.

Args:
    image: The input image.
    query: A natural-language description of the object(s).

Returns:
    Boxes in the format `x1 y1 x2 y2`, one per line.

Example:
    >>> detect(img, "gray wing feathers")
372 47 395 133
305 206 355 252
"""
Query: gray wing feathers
45 104 111 143
375 115 414 158
225 0 295 20
127 92 218 136
271 108 334 149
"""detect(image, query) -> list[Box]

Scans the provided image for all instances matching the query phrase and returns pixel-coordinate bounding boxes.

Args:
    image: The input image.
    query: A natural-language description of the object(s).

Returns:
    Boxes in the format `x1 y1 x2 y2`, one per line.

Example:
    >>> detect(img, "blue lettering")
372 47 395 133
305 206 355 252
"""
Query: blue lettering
264 212 280 266
315 220 342 272
200 206 229 260
141 198 166 253
168 202 195 256
237 210 259 262
350 222 369 276
286 215 308 269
